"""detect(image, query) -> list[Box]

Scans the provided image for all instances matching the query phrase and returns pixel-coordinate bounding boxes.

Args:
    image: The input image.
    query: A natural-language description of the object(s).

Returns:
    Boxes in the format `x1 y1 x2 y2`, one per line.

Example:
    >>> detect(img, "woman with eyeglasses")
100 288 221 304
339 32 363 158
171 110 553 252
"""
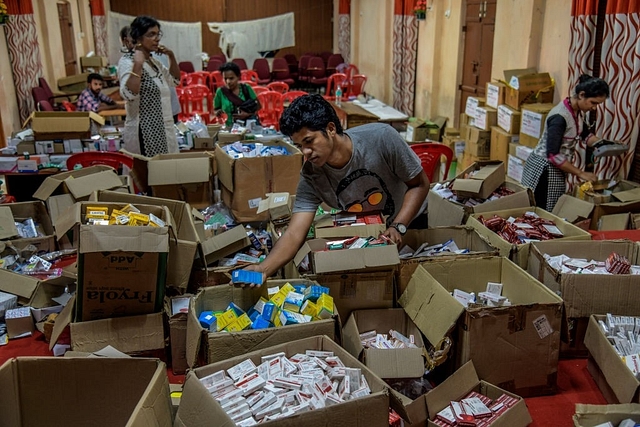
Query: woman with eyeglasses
521 74 610 211
118 15 180 156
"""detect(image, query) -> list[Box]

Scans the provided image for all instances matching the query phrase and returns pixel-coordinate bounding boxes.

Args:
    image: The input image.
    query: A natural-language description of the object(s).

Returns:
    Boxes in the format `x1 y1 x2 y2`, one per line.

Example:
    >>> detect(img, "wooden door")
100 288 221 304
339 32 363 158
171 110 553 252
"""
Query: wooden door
57 2 77 77
459 0 496 117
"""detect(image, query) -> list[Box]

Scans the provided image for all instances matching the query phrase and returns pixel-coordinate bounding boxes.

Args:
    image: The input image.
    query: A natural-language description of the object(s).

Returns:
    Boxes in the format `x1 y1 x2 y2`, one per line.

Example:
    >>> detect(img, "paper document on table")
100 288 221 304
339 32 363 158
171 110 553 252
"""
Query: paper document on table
352 99 408 121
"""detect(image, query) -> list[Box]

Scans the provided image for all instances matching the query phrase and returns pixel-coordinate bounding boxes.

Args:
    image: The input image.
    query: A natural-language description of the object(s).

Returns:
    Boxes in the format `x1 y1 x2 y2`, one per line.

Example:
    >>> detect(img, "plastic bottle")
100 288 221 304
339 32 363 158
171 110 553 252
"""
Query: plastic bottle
335 85 342 107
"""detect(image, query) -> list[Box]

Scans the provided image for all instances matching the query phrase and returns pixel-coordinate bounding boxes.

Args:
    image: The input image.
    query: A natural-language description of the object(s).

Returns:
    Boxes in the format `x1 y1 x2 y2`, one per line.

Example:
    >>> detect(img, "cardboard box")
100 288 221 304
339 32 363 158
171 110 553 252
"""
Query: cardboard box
497 104 522 134
167 295 191 375
80 55 108 68
490 126 519 164
573 403 640 427
465 137 490 158
23 111 105 141
215 140 303 222
175 335 400 427
0 357 173 427
527 240 640 352
507 154 525 182
400 258 563 397
486 82 507 109
591 199 640 231
33 165 123 203
256 192 292 221
405 119 431 142
425 361 532 426
503 68 554 110
519 103 555 148
191 212 251 266
397 226 499 296
465 97 485 119
127 151 216 210
6 307 34 338
311 270 395 322
598 213 631 230
466 206 592 269
313 213 386 239
294 238 400 275
216 131 245 143
50 293 165 354
90 190 200 290
55 202 171 321
552 194 595 224
428 181 533 228
472 106 497 131
452 162 505 199
585 314 640 403
0 269 74 308
0 201 56 253
186 279 341 367
576 179 640 205
343 308 425 378
461 151 489 169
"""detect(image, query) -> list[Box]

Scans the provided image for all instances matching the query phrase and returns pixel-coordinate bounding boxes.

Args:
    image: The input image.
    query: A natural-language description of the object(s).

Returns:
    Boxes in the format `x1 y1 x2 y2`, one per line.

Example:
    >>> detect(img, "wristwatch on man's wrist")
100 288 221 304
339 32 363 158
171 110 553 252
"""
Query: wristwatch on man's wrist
390 222 407 235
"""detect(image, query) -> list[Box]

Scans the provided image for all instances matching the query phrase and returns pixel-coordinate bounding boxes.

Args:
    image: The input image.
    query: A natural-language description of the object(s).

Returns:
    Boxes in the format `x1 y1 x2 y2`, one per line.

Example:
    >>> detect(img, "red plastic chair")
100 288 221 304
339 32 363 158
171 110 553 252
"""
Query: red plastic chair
348 74 367 98
210 111 228 125
344 64 360 81
410 143 454 182
240 69 260 85
184 84 213 123
266 81 289 94
209 71 224 93
282 90 308 104
66 152 138 193
323 73 348 101
257 91 284 130
61 101 77 112
253 86 272 95
185 71 209 87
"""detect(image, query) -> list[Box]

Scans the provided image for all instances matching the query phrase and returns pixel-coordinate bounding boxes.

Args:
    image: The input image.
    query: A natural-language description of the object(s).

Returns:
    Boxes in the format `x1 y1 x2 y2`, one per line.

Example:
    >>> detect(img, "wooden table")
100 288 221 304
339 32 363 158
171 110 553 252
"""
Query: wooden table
99 108 126 118
330 101 379 129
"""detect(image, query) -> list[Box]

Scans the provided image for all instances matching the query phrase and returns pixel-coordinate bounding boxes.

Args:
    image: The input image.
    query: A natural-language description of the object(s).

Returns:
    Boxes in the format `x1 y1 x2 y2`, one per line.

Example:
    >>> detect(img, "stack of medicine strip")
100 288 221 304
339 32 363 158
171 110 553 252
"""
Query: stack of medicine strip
432 391 520 426
84 204 165 227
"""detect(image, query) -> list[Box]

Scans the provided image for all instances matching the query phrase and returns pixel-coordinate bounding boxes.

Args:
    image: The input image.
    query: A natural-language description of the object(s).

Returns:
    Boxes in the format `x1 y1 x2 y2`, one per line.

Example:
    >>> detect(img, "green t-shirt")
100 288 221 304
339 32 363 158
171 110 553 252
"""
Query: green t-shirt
214 84 257 127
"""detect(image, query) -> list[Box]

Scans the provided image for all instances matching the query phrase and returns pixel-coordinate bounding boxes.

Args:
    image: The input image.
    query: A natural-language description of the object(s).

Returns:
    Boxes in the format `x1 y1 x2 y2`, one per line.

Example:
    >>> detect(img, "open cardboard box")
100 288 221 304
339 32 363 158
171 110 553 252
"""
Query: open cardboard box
584 315 640 403
313 213 387 239
175 335 401 427
0 357 173 427
166 294 192 375
186 279 341 367
575 179 640 205
215 139 303 222
552 194 595 225
23 111 105 141
466 206 592 269
0 269 74 308
191 209 251 266
573 403 640 427
503 68 554 110
452 162 505 199
398 226 499 296
0 201 56 253
33 165 124 205
400 258 563 397
425 361 532 426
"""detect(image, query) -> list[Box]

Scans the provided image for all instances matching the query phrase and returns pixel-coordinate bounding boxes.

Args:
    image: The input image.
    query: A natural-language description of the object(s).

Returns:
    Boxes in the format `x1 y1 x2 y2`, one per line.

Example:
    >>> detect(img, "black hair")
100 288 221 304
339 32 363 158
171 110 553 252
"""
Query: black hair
129 15 160 43
575 74 610 98
119 26 130 41
279 93 344 137
87 73 104 83
219 62 241 77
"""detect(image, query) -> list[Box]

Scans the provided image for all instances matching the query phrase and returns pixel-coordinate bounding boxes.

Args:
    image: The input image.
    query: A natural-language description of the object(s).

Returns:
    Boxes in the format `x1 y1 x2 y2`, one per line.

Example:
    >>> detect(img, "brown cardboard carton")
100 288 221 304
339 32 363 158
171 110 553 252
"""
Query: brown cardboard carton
5 307 35 338
405 119 430 142
397 226 499 295
50 294 165 354
584 315 640 403
490 126 519 164
425 361 533 426
486 81 507 109
503 68 554 109
33 165 123 202
256 192 292 221
186 279 341 367
55 202 171 321
23 111 105 141
576 180 640 205
507 154 525 182
293 238 400 274
598 213 631 230
343 308 425 378
1 201 56 253
0 269 73 307
466 206 592 268
573 403 640 427
461 151 489 169
310 270 395 322
0 206 19 240
80 56 108 68
452 162 505 199
472 106 497 131
0 357 172 427
591 200 640 231
519 103 555 147
552 194 595 224
167 295 191 375
400 258 563 397
175 335 401 427
127 151 216 210
313 213 386 239
498 104 522 134
191 210 251 266
465 97 485 119
215 140 303 222
527 240 640 353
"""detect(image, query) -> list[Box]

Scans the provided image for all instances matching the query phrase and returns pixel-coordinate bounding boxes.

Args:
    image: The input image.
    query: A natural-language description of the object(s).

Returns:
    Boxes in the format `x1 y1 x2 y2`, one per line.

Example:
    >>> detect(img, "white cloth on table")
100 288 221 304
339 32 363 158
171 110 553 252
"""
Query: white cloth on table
208 12 295 68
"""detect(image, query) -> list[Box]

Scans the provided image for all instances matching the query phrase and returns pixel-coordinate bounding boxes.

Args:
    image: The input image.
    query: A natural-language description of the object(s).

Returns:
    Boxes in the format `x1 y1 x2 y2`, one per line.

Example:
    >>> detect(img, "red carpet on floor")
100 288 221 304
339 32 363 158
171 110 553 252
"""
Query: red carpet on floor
1 331 608 424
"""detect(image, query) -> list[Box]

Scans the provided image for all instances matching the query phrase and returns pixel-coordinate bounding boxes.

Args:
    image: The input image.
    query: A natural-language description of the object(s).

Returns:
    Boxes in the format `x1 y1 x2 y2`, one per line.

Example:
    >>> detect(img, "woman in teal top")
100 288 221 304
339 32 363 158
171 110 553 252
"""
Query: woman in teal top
213 62 261 128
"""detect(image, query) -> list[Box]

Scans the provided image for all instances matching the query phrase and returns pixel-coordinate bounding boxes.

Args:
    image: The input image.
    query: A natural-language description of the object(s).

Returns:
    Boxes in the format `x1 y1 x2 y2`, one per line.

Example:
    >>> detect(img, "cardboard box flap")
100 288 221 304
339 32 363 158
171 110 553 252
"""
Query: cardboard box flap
33 165 118 201
342 313 365 361
425 361 479 420
613 188 640 203
148 156 212 186
78 225 169 253
398 265 464 346
0 269 40 300
23 111 105 130
256 192 291 215
573 403 640 426
293 239 327 267
0 207 19 240
452 163 505 198
502 68 538 86
598 213 630 231
63 170 123 199
200 225 250 261
552 194 595 223
50 294 75 350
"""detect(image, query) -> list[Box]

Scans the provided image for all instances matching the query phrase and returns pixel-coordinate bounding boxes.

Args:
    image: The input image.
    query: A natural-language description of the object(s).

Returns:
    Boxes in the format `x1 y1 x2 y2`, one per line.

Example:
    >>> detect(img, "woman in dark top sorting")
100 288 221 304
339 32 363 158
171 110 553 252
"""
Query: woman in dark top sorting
521 74 610 211
213 62 261 128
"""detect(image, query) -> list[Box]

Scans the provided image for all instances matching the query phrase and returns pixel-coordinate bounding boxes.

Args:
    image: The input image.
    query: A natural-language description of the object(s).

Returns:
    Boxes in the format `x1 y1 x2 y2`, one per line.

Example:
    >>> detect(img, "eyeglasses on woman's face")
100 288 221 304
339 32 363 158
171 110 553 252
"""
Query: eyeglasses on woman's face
143 30 163 40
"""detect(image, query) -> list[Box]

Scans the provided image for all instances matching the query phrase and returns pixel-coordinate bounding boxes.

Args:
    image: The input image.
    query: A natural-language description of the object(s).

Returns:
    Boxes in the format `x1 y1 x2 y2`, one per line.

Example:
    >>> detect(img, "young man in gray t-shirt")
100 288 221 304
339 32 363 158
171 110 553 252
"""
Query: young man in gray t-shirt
242 94 429 284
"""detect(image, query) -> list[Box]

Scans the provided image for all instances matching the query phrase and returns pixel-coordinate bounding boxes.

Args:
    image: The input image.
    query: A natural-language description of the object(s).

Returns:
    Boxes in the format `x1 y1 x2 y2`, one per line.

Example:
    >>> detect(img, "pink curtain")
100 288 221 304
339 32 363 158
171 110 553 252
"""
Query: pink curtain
338 0 350 64
392 0 418 116
568 0 640 190
90 0 107 57
3 0 43 122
